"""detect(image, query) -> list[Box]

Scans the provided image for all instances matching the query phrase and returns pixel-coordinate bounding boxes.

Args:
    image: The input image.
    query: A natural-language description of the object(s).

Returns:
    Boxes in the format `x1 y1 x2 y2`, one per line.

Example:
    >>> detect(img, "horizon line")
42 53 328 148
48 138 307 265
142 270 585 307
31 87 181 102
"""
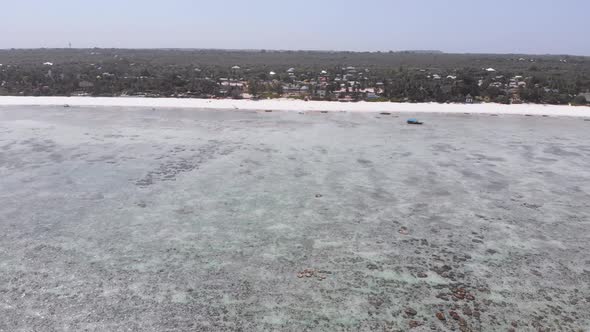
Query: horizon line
0 47 588 58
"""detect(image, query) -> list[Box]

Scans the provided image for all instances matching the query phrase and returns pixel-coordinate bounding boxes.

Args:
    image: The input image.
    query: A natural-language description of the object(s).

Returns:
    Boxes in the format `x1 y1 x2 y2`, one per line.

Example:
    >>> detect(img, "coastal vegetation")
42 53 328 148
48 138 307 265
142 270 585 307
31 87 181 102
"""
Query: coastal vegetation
0 49 588 105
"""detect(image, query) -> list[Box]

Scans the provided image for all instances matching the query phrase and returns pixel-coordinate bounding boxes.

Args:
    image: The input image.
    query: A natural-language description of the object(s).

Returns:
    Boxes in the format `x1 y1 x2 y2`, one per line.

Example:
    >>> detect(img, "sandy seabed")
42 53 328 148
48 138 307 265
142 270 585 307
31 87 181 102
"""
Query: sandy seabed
0 105 589 331
0 96 590 117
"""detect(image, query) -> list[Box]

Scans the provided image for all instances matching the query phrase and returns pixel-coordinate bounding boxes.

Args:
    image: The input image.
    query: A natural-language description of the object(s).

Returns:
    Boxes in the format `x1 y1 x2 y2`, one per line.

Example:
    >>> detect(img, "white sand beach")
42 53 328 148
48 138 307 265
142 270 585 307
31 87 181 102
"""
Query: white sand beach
0 96 589 117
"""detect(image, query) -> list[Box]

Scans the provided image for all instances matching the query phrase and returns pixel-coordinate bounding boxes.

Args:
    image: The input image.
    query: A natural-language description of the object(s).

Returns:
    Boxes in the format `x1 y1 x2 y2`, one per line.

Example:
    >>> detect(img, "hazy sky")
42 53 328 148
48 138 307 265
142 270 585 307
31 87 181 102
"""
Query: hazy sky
1 0 588 55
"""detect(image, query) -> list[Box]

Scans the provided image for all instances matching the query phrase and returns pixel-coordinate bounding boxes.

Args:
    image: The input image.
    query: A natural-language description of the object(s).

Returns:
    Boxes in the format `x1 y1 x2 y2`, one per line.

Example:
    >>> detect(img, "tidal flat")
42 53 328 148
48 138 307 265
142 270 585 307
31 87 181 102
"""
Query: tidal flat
0 106 588 331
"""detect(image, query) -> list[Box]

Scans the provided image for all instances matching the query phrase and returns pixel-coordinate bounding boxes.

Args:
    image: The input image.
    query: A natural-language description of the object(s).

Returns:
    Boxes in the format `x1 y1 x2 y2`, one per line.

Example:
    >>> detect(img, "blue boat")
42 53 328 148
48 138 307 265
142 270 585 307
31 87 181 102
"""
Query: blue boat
407 118 423 125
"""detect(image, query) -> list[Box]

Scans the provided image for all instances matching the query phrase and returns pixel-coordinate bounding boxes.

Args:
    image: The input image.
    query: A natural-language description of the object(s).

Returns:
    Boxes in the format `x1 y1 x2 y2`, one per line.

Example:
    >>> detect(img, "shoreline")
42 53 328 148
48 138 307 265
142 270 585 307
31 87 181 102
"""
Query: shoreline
0 96 589 117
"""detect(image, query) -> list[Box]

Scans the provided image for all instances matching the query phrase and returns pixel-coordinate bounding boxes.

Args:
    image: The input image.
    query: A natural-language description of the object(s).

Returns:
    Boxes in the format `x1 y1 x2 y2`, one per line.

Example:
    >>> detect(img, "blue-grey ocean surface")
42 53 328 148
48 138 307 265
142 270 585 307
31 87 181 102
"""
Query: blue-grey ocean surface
0 106 588 331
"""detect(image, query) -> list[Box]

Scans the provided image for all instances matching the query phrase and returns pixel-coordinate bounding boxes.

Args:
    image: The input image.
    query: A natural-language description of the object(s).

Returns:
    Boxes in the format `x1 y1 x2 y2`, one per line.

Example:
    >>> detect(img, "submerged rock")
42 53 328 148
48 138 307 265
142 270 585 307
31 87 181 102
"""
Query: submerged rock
408 320 422 328
405 308 418 316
